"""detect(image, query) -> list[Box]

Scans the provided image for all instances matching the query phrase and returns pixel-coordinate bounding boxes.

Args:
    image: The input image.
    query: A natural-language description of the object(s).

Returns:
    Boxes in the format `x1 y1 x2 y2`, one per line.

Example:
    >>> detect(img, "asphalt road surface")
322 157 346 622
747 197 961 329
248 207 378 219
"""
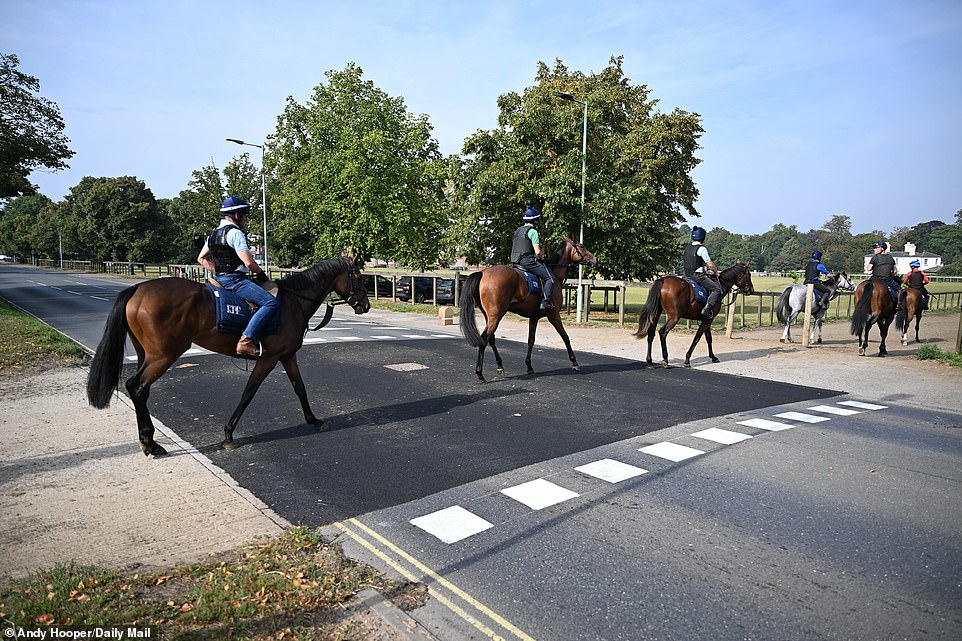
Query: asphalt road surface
3 264 960 641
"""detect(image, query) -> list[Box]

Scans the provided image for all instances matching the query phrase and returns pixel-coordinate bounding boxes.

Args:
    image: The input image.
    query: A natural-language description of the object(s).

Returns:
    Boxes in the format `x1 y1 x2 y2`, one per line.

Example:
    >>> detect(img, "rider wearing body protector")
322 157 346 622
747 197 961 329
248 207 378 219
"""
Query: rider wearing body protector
684 226 722 319
865 240 900 294
804 250 833 313
901 259 930 311
510 207 555 310
197 196 278 358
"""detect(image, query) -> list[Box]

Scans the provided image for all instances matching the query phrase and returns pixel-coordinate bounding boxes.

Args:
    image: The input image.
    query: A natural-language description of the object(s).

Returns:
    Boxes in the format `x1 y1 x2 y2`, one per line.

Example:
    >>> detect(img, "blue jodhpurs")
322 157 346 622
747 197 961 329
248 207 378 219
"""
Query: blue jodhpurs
214 272 279 340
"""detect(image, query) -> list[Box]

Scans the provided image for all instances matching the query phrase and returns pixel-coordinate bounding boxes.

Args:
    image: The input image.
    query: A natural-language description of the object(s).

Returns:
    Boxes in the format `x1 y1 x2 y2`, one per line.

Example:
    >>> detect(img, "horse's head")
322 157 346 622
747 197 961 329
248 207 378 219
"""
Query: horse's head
564 237 598 267
835 271 855 292
334 257 371 314
733 261 754 295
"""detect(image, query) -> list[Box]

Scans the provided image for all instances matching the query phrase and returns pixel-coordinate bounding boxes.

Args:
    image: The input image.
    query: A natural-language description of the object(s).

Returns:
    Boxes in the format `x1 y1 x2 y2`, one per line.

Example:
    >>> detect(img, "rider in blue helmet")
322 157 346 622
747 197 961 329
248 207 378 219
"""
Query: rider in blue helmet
198 196 278 358
900 258 930 311
804 250 833 313
683 226 722 319
510 206 555 310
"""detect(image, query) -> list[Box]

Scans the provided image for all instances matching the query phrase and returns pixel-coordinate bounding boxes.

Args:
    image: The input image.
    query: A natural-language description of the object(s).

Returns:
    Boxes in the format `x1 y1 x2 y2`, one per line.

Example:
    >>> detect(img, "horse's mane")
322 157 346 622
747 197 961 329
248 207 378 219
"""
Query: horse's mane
277 257 349 292
719 262 746 284
544 238 572 266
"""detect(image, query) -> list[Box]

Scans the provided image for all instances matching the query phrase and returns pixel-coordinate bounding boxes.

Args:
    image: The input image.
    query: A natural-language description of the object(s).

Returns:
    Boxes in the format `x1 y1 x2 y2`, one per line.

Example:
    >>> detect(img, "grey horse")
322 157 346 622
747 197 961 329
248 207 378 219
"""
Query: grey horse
777 271 855 344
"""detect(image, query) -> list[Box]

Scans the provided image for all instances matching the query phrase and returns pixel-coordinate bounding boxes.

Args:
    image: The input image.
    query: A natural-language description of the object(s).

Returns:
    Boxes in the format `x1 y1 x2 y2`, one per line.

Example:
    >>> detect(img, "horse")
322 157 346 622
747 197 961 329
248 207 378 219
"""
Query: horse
634 262 754 368
459 237 598 382
849 278 897 356
86 257 370 456
896 287 925 345
776 271 855 344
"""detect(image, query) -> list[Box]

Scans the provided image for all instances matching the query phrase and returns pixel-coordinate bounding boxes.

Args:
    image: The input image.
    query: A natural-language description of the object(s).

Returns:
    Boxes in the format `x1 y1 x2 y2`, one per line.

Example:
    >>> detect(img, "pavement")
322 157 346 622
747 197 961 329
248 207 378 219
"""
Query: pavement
1 305 959 637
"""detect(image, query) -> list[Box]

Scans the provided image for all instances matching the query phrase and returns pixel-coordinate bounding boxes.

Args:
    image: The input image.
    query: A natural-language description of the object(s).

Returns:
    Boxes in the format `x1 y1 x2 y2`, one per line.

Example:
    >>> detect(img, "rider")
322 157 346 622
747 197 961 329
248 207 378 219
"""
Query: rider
900 259 930 311
804 250 833 313
197 196 278 358
865 241 900 302
684 226 722 319
510 207 555 310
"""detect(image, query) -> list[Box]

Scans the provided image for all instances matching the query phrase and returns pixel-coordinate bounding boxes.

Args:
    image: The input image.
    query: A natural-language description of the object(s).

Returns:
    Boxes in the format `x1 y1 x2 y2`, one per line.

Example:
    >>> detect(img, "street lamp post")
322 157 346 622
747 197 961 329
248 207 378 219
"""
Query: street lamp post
226 138 269 272
554 92 588 323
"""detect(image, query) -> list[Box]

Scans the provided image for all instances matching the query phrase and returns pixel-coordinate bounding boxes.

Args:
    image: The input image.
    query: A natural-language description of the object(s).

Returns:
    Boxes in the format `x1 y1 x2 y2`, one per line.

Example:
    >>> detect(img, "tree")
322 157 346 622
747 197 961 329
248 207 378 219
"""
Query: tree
57 176 166 262
270 63 447 268
446 56 703 279
0 193 53 257
0 54 74 197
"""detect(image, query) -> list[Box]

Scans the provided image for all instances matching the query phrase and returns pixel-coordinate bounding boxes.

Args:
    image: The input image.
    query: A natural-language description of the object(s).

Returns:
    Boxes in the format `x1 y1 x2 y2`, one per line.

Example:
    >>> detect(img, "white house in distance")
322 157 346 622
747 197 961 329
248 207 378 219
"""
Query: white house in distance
865 242 942 274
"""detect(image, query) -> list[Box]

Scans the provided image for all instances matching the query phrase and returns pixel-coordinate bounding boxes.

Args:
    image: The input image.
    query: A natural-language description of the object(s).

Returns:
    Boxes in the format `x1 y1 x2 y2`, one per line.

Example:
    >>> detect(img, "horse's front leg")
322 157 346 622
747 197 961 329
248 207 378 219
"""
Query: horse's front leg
545 311 579 371
524 317 539 375
223 357 279 448
914 314 921 343
703 325 720 364
281 354 325 431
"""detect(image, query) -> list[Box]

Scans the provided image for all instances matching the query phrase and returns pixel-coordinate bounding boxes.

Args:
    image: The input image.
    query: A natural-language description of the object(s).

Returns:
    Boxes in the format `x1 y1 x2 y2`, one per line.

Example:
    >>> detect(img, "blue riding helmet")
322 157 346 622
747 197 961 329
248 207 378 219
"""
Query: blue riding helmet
522 207 542 222
873 241 888 251
691 226 706 242
910 259 921 269
812 250 822 260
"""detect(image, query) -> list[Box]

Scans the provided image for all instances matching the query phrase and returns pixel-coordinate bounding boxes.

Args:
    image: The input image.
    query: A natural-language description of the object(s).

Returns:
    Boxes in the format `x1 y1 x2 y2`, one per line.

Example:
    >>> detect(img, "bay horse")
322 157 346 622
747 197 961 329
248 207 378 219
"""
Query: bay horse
459 237 598 382
776 271 855 344
850 278 896 356
634 262 754 368
86 257 370 456
896 287 925 345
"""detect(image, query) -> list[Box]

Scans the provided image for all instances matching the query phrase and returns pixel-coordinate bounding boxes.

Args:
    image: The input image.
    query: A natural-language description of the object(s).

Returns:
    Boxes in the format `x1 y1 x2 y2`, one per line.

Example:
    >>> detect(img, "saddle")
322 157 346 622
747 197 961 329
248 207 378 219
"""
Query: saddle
206 285 280 336
682 277 709 304
511 266 543 298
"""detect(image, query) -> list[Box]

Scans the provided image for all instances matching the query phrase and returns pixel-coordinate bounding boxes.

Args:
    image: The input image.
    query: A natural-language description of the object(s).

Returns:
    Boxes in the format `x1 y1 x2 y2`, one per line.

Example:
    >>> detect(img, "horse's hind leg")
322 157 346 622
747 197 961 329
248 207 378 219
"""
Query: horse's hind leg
657 318 680 367
124 356 177 457
281 354 325 432
646 324 656 365
223 357 279 448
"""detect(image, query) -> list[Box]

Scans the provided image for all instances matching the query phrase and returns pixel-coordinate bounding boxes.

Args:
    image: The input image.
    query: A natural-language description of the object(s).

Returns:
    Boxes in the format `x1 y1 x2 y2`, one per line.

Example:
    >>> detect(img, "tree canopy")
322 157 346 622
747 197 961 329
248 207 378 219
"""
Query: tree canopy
445 56 704 279
0 53 74 198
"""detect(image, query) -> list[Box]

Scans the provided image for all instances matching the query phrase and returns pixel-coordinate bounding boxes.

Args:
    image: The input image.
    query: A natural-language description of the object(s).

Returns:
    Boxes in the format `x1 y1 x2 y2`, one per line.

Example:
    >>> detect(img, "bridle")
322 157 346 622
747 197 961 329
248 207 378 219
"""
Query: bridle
278 257 368 331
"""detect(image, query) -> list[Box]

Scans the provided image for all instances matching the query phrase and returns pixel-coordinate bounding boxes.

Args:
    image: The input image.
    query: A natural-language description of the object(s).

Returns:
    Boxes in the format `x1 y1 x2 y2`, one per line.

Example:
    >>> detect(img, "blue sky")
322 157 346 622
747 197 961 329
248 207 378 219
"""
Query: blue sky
3 0 960 236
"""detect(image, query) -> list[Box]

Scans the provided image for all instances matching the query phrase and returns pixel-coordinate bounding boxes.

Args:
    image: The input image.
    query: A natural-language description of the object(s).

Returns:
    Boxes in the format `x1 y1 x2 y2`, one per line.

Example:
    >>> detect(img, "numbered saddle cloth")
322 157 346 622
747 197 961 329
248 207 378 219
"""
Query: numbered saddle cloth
683 277 708 304
512 267 542 298
206 285 280 335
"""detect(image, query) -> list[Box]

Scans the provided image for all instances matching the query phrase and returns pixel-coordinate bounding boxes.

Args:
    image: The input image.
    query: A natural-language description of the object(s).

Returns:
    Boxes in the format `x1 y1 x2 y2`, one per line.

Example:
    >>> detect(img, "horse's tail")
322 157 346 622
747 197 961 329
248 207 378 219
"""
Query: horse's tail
850 281 873 336
459 271 484 347
895 306 907 333
775 287 792 324
87 285 137 409
634 280 664 338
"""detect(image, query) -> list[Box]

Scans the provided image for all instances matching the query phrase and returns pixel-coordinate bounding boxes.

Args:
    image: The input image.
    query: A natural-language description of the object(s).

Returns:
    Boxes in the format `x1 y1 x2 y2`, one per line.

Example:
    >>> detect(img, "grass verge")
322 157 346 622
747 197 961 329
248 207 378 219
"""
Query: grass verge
0 527 420 640
916 344 962 369
0 298 86 374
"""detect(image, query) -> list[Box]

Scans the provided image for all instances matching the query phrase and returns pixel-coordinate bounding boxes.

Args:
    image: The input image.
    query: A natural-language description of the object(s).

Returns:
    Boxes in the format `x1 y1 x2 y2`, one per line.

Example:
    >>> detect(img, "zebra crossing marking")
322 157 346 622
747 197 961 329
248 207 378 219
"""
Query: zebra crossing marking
639 442 705 462
773 411 830 423
691 427 753 445
501 479 580 510
410 506 494 544
575 459 648 483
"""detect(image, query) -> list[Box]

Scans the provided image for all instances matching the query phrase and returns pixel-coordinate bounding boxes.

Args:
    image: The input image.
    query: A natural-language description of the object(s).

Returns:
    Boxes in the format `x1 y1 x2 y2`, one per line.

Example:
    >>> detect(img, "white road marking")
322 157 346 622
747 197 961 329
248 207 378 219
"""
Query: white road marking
838 400 888 410
410 506 494 544
575 459 647 483
774 411 830 423
638 442 705 462
691 427 753 445
501 479 580 510
737 418 794 431
808 404 861 416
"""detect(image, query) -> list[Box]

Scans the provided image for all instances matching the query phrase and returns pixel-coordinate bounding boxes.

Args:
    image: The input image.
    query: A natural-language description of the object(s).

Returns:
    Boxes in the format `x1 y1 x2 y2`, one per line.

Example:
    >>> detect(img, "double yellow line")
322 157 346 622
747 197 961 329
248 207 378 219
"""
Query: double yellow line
334 518 537 641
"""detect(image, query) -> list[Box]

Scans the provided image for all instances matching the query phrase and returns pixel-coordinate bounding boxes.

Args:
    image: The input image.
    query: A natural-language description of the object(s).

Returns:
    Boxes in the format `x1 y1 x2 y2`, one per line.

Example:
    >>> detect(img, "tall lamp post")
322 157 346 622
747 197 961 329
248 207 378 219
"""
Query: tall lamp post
226 138 269 271
554 92 588 323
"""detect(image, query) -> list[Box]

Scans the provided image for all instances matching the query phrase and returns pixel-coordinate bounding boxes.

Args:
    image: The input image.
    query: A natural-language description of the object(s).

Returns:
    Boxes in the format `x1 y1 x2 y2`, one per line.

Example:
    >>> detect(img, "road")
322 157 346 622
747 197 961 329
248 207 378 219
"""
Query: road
2 263 960 641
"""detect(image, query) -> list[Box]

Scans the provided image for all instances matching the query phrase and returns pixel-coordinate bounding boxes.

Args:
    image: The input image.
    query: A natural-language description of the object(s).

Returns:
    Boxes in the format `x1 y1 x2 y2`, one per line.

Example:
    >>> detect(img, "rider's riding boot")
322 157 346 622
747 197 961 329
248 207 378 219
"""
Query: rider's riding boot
540 298 554 310
700 304 714 319
236 335 262 357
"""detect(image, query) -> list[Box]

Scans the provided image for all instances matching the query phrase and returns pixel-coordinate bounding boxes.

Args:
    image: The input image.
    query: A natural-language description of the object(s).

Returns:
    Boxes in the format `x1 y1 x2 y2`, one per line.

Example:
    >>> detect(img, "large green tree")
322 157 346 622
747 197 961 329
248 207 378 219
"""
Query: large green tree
446 56 703 279
0 193 54 257
0 53 74 197
58 176 167 262
270 63 447 268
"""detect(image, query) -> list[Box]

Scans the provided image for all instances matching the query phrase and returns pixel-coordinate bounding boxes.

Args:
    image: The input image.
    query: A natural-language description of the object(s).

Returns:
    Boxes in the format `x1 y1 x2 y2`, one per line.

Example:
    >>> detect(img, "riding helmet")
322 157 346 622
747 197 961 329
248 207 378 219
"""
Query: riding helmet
522 207 542 222
873 241 888 251
220 196 252 214
910 259 921 269
691 226 706 242
812 250 822 260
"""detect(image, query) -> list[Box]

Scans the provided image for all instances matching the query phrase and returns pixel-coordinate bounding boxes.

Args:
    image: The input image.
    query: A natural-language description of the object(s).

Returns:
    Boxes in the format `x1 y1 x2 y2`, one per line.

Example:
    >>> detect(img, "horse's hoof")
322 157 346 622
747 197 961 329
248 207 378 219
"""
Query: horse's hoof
710 357 720 364
571 364 580 372
858 347 866 356
222 440 238 450
683 362 692 368
816 339 822 344
661 361 670 368
496 368 505 377
142 443 168 458
312 421 328 433
779 338 786 343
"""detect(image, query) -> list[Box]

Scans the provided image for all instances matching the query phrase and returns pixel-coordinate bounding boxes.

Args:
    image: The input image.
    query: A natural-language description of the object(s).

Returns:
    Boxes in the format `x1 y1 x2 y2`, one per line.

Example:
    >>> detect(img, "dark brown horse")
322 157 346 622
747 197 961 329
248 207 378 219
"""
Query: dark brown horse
850 279 896 356
459 237 598 382
896 287 925 345
86 257 370 456
634 262 754 368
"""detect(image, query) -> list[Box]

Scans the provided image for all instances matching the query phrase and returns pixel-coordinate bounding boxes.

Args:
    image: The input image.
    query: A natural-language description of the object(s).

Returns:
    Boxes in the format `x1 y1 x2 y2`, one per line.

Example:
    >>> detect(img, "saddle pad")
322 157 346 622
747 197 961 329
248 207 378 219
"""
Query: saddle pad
207 285 280 336
682 277 708 304
511 267 542 297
